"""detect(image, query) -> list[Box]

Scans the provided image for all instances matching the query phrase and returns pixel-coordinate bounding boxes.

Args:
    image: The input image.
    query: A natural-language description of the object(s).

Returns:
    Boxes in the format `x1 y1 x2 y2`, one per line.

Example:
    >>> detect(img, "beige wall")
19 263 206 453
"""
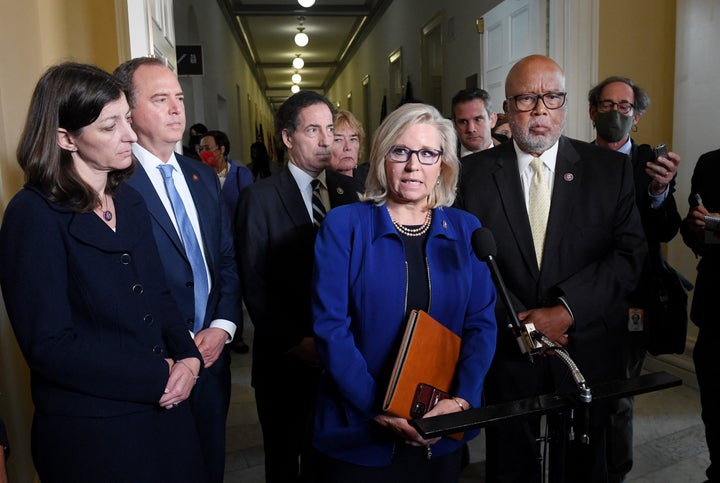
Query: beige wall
598 0 677 149
0 1 123 480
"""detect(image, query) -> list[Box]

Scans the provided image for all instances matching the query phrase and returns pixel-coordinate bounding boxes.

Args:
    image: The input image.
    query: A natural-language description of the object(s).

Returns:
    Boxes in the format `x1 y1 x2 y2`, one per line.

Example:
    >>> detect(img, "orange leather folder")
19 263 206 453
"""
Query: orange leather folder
383 309 461 421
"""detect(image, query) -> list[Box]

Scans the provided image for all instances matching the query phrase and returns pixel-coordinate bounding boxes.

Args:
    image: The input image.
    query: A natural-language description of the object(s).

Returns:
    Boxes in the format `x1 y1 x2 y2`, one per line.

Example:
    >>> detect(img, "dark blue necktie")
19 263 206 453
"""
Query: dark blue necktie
157 163 208 333
311 179 326 227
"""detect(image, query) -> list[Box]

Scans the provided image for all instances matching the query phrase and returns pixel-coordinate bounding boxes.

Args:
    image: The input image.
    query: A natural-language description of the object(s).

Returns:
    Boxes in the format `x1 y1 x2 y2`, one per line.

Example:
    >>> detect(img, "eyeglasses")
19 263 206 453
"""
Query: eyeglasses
507 92 567 112
387 146 443 165
596 100 635 115
197 145 218 152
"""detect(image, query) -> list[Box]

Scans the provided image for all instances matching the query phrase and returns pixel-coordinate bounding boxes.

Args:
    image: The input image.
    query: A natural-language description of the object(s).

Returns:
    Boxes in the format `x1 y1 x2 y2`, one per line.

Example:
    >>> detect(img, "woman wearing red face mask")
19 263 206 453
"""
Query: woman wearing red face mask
199 130 253 355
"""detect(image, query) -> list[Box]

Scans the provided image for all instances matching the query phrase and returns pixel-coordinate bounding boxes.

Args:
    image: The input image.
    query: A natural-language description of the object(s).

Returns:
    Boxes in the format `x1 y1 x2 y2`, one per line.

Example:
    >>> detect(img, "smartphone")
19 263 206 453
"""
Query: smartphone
410 383 450 419
653 144 669 163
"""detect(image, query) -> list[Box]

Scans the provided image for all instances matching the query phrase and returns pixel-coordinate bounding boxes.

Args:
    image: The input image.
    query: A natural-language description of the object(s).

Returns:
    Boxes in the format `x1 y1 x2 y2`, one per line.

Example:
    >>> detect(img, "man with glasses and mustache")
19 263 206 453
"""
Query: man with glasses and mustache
588 76 682 483
457 55 646 482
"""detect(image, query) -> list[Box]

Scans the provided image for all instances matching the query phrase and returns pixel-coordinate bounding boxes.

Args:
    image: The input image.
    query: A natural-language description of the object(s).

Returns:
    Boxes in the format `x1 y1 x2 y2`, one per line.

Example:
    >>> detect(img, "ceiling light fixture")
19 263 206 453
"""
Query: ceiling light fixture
298 0 316 7
294 17 309 47
291 72 302 84
291 84 300 94
293 54 304 70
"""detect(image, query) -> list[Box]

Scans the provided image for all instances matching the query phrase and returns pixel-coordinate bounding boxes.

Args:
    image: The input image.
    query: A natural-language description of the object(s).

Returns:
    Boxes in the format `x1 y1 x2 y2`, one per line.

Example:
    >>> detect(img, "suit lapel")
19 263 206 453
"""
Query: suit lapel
276 169 312 225
177 156 214 268
544 137 581 275
127 162 185 256
491 148 539 276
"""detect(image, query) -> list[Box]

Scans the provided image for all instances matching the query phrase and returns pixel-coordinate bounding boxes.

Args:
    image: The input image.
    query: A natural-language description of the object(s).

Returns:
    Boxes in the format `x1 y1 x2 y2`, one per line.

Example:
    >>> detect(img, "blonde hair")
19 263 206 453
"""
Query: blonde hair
364 103 459 208
334 109 365 161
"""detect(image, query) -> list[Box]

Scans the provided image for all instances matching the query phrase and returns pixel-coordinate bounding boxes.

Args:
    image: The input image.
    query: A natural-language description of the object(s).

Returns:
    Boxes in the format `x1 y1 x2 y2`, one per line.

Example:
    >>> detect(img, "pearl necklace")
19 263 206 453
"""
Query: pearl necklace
392 210 432 237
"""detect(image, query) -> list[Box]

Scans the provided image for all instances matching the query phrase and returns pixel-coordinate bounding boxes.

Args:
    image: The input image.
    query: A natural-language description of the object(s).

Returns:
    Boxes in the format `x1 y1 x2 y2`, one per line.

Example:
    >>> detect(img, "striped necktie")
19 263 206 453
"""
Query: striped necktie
157 163 208 333
311 178 326 227
528 157 550 268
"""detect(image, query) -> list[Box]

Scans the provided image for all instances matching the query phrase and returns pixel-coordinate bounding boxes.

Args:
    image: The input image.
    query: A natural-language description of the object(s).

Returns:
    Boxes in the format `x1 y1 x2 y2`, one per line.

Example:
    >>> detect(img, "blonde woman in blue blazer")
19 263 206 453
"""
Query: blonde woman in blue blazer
311 103 497 482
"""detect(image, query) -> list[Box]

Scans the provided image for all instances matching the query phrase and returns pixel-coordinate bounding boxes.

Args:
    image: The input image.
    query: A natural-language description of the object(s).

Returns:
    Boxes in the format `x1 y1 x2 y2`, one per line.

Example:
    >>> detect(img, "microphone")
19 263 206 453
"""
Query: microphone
471 227 541 362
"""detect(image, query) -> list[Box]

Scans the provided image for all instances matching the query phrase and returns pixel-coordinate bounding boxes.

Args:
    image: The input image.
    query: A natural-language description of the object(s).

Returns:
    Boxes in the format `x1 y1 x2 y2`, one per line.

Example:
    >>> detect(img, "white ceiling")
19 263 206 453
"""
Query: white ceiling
219 0 392 110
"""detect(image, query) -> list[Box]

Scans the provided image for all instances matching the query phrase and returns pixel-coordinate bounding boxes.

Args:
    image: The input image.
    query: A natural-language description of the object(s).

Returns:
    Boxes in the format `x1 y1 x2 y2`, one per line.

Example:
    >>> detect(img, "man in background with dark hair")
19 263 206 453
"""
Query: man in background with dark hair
235 90 361 482
451 87 498 158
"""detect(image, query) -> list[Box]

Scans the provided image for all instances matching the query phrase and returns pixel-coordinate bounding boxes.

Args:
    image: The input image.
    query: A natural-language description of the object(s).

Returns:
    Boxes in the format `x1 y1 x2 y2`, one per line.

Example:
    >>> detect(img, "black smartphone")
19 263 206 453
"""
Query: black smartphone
653 144 669 163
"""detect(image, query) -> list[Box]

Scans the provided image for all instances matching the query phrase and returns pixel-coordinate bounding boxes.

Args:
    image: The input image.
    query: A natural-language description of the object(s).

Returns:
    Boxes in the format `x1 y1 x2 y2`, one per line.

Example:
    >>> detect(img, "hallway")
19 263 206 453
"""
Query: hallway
223 322 709 482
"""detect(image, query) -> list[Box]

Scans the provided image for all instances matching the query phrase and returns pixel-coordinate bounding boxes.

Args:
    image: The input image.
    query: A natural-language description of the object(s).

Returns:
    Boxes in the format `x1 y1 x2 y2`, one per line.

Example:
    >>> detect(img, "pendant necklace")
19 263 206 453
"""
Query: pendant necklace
99 193 112 221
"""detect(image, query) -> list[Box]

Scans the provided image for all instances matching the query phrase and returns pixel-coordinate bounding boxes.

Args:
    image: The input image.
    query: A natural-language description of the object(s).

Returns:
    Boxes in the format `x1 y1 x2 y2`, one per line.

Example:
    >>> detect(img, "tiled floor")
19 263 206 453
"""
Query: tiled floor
224 324 710 482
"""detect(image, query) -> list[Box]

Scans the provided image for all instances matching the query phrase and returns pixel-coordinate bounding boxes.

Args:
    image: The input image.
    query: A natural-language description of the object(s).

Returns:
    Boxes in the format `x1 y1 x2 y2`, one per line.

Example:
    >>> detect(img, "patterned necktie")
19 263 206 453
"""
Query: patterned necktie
157 163 208 333
311 179 326 227
528 157 550 268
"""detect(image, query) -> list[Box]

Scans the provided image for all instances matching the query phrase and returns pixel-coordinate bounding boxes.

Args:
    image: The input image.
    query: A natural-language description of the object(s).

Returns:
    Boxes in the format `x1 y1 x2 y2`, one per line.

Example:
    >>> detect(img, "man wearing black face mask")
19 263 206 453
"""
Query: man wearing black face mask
588 76 682 483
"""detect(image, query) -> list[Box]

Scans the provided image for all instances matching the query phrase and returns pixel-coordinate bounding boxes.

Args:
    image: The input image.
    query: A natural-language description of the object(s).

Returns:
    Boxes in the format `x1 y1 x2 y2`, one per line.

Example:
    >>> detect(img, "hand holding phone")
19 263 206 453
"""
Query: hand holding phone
653 144 669 163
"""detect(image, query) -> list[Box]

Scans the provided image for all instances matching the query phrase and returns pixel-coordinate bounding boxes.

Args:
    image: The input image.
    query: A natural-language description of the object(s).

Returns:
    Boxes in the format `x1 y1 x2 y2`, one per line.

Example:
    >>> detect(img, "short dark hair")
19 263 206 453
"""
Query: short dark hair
203 130 230 157
113 56 166 107
17 62 134 212
588 76 651 115
451 88 494 118
190 123 208 135
274 90 335 147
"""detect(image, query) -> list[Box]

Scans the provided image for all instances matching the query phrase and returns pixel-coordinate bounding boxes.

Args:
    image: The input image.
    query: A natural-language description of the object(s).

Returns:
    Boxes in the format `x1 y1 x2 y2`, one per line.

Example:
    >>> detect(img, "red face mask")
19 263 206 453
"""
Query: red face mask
200 150 216 167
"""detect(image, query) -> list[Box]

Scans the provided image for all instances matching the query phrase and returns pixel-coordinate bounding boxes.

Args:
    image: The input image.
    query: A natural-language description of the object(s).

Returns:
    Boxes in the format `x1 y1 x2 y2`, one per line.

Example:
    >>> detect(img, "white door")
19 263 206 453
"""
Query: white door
481 0 546 114
124 0 177 69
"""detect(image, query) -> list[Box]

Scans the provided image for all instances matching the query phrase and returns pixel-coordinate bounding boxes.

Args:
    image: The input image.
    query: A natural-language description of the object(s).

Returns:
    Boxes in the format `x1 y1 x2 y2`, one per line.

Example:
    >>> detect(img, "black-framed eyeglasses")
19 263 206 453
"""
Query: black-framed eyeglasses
197 145 218 152
596 100 635 115
387 146 443 165
507 92 567 112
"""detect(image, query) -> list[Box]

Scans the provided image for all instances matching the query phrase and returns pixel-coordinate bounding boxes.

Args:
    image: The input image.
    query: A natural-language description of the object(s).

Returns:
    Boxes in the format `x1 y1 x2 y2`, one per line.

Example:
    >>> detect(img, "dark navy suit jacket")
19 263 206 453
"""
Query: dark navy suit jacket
127 154 241 333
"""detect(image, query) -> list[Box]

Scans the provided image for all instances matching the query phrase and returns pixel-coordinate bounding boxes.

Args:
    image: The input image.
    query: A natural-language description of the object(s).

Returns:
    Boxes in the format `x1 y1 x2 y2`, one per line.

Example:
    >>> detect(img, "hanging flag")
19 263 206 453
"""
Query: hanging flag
380 94 388 123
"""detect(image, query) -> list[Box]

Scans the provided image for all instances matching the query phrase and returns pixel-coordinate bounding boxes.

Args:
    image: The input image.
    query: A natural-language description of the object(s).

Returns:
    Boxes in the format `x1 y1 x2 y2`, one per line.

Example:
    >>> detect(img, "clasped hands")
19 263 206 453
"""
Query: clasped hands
518 304 573 350
374 396 468 447
160 357 201 410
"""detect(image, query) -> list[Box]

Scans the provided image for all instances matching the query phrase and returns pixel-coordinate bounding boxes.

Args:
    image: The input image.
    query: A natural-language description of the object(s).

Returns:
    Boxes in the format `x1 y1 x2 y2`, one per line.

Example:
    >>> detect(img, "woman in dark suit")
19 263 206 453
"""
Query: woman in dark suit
0 62 207 482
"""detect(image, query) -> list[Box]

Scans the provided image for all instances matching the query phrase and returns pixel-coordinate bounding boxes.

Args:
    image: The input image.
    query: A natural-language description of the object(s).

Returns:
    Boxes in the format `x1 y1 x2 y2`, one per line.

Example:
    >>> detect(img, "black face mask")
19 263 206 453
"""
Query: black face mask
493 133 510 144
594 110 633 143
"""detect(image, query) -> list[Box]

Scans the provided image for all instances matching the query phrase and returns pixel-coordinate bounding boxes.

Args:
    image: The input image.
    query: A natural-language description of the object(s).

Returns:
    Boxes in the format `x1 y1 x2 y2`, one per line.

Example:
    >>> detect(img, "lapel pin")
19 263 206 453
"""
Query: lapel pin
442 220 448 230
336 187 345 195
563 173 574 182
192 174 199 181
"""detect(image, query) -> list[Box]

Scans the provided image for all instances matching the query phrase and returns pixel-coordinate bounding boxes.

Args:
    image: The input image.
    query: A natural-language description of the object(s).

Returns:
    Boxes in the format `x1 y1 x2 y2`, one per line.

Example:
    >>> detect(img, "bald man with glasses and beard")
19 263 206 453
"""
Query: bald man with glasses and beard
456 55 646 483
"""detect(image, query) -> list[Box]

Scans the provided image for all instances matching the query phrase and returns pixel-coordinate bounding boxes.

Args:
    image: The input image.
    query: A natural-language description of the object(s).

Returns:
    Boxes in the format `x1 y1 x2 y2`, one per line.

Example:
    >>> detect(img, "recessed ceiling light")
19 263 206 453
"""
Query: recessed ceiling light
291 84 300 93
291 73 302 84
298 0 316 7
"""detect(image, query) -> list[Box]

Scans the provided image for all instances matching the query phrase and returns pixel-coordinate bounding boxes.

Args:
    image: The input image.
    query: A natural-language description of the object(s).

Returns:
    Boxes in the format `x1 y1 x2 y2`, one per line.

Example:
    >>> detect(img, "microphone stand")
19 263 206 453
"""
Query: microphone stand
531 331 592 445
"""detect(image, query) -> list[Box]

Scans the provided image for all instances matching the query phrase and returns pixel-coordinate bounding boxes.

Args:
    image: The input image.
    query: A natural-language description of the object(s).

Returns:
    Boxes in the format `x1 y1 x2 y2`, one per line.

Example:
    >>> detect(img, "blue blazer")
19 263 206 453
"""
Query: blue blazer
127 154 241 332
222 159 253 220
311 202 498 466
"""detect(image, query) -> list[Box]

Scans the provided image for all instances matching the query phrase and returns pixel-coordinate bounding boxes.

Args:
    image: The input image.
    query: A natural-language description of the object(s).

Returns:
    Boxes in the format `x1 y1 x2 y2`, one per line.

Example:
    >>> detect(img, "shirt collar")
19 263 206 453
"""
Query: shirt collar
514 139 559 174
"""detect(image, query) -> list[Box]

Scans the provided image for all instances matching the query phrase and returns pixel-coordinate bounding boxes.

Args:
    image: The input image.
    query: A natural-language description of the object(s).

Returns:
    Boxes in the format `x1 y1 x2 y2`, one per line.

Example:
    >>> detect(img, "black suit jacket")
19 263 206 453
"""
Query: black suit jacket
681 148 720 328
627 141 681 308
235 168 362 386
457 136 647 388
